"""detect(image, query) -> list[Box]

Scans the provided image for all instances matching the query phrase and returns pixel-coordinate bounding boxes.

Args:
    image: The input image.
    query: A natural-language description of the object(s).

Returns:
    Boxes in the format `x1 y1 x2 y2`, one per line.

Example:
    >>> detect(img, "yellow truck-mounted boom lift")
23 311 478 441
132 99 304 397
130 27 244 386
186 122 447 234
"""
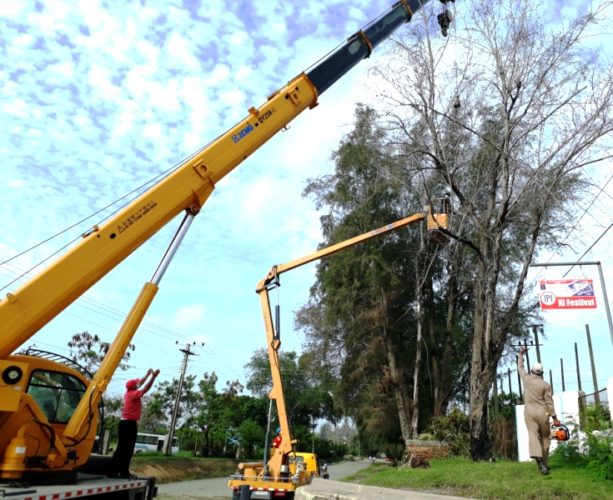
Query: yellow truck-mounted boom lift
229 205 450 498
0 0 453 483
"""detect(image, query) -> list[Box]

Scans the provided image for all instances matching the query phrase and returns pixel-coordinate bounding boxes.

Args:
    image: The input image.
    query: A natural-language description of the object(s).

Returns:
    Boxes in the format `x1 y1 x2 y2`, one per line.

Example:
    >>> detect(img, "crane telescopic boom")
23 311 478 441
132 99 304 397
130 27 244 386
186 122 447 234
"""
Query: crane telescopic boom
0 0 451 482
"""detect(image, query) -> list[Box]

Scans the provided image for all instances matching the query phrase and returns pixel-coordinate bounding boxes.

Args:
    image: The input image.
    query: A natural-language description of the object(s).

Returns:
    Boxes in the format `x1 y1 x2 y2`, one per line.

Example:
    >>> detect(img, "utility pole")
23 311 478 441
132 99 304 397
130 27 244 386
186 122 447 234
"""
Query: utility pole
507 368 513 397
165 341 202 455
523 339 531 373
574 342 583 392
516 356 523 402
311 415 316 453
585 324 600 403
529 324 543 363
549 370 554 395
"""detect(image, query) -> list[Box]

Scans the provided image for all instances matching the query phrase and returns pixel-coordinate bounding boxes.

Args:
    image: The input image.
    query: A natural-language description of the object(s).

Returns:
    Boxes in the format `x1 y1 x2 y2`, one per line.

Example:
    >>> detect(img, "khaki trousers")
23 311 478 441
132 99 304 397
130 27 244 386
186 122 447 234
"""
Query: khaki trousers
524 405 550 463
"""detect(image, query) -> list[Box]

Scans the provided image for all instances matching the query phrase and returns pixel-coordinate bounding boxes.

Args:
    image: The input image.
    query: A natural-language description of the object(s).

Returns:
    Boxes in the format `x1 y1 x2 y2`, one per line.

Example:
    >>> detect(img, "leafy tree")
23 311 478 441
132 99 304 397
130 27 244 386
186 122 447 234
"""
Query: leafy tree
372 0 613 459
100 394 123 448
139 393 166 433
144 372 264 457
238 419 265 458
245 348 335 431
67 331 134 374
299 103 418 450
297 104 470 452
67 331 135 446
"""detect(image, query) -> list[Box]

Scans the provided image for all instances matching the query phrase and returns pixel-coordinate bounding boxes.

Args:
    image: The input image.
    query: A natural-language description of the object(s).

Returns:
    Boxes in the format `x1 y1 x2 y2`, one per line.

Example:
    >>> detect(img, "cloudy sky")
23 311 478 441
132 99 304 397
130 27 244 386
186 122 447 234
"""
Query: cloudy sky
1 0 611 402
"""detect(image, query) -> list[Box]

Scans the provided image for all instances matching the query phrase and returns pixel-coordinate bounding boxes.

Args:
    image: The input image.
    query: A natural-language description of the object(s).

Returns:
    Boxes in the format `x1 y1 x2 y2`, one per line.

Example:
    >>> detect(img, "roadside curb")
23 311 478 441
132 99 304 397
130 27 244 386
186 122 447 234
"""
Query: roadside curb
296 478 472 500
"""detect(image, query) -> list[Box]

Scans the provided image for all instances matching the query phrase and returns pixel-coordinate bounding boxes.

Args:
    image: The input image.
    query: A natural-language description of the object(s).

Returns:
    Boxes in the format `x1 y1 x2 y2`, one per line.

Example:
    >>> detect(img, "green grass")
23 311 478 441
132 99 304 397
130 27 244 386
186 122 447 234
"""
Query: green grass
342 457 612 500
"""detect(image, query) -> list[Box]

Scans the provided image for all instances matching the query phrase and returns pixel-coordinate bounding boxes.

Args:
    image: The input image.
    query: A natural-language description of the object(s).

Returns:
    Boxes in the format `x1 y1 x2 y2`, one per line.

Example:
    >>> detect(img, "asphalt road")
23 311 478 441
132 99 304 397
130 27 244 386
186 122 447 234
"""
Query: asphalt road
156 459 372 500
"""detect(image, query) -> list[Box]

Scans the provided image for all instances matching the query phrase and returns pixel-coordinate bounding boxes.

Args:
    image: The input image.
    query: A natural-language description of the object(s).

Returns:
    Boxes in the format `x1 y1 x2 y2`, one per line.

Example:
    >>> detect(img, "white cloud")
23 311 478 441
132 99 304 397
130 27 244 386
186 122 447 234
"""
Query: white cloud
49 61 75 79
166 32 201 70
2 97 27 116
173 304 206 329
204 64 230 86
7 179 26 189
3 0 608 398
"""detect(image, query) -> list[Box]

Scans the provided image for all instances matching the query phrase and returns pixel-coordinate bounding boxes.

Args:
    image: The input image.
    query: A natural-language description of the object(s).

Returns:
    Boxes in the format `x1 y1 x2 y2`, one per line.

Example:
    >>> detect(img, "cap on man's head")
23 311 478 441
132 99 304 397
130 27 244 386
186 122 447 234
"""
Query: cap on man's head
125 379 139 390
531 362 544 375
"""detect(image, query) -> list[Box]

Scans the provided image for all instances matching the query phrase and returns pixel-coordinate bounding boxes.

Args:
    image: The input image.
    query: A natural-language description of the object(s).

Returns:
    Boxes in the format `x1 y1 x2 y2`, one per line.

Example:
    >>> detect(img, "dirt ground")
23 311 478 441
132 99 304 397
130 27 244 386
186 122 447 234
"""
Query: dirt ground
131 457 236 484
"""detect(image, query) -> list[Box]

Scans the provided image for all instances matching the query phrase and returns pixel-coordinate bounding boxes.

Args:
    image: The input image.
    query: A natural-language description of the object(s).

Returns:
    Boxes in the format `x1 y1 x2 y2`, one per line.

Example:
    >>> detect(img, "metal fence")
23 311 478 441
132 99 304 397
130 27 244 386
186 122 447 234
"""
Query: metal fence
580 387 609 407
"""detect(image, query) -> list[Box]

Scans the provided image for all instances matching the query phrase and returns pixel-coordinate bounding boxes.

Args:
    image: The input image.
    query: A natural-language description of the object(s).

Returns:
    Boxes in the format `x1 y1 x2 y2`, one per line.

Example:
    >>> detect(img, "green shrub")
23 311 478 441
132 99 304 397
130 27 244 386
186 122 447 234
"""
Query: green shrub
381 442 405 465
580 404 612 432
553 424 613 480
554 438 584 465
417 433 435 441
585 431 613 480
427 408 470 457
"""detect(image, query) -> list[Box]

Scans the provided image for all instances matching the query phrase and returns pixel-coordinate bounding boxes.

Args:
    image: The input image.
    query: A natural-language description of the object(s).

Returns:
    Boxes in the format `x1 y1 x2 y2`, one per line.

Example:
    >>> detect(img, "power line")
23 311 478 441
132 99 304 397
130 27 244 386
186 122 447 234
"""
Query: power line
531 173 613 282
0 162 181 273
563 222 613 277
0 261 193 345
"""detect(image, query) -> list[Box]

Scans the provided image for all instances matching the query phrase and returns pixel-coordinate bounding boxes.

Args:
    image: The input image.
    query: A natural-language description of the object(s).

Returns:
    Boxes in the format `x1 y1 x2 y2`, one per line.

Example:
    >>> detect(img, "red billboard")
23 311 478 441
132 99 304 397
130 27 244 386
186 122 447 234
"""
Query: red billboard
537 279 597 310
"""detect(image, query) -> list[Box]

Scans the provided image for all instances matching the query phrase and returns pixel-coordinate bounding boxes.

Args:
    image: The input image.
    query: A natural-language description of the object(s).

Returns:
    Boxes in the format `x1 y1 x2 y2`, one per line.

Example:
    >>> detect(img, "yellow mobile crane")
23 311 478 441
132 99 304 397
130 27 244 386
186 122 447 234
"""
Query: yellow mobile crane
229 205 450 499
0 0 453 494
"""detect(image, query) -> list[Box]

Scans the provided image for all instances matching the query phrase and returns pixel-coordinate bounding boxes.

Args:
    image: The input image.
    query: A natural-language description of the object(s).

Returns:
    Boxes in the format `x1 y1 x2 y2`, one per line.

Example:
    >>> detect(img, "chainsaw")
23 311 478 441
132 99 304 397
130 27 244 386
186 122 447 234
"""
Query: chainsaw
551 423 570 441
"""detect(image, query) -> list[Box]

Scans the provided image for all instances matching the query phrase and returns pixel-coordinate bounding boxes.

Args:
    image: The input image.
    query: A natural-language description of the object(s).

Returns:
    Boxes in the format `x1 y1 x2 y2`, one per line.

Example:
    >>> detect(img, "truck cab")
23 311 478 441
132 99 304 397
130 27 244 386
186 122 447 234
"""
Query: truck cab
289 452 321 482
229 451 322 500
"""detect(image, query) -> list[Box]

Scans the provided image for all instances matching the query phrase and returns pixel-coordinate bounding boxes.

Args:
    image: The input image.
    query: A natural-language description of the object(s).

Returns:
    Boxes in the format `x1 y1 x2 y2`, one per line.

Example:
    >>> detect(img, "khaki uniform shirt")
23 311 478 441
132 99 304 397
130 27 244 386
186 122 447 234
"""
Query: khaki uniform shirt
518 355 556 417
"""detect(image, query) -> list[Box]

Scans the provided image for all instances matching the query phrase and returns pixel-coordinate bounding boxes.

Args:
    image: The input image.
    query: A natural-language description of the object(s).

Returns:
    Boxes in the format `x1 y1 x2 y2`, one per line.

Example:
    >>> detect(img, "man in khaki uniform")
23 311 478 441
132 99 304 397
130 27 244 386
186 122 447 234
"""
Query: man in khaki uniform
518 346 561 475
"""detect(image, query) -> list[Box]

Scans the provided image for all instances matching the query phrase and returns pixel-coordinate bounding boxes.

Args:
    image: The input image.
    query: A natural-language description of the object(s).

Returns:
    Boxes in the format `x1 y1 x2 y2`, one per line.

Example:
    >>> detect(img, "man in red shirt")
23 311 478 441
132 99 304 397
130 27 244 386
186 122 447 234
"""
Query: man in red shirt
272 428 282 448
109 368 159 478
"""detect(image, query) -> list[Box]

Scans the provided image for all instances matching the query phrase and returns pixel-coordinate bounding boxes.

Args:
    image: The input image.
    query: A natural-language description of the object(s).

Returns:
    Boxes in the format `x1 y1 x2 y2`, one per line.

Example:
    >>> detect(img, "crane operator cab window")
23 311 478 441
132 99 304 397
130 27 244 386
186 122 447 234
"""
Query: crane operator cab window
27 370 86 423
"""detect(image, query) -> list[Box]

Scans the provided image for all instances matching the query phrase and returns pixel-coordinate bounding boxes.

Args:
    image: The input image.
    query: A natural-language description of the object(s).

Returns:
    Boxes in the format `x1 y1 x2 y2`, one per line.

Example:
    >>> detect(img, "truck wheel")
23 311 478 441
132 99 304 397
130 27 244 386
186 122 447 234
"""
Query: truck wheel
231 490 240 500
238 485 251 500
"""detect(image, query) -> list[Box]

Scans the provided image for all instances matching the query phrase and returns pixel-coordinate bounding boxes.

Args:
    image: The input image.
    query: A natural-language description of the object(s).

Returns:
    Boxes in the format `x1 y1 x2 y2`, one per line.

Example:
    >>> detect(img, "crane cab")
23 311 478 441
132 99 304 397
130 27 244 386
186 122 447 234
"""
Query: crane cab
0 352 96 479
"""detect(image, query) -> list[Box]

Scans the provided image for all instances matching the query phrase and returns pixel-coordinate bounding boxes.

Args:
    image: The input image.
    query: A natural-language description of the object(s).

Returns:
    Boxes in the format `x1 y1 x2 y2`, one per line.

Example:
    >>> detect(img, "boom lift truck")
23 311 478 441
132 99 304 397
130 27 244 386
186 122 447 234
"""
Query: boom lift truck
0 1 453 498
228 205 450 499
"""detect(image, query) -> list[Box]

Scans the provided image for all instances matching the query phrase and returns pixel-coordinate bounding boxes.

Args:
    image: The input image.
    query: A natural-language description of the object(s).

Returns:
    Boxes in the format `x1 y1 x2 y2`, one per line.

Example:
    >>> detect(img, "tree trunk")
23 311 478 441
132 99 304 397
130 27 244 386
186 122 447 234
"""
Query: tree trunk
380 295 413 447
469 339 496 460
469 384 492 460
410 226 427 437
410 301 422 439
468 256 499 460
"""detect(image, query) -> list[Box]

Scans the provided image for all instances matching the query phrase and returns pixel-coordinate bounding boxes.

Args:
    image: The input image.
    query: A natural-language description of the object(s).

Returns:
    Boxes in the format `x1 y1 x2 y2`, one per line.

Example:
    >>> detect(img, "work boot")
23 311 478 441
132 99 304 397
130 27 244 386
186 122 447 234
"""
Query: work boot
535 457 549 475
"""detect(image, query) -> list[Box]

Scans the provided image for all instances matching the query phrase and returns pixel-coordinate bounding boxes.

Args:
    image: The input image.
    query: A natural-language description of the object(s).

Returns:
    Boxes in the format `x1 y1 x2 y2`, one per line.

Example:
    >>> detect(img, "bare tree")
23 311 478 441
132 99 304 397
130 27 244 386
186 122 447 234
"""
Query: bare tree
374 0 613 459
